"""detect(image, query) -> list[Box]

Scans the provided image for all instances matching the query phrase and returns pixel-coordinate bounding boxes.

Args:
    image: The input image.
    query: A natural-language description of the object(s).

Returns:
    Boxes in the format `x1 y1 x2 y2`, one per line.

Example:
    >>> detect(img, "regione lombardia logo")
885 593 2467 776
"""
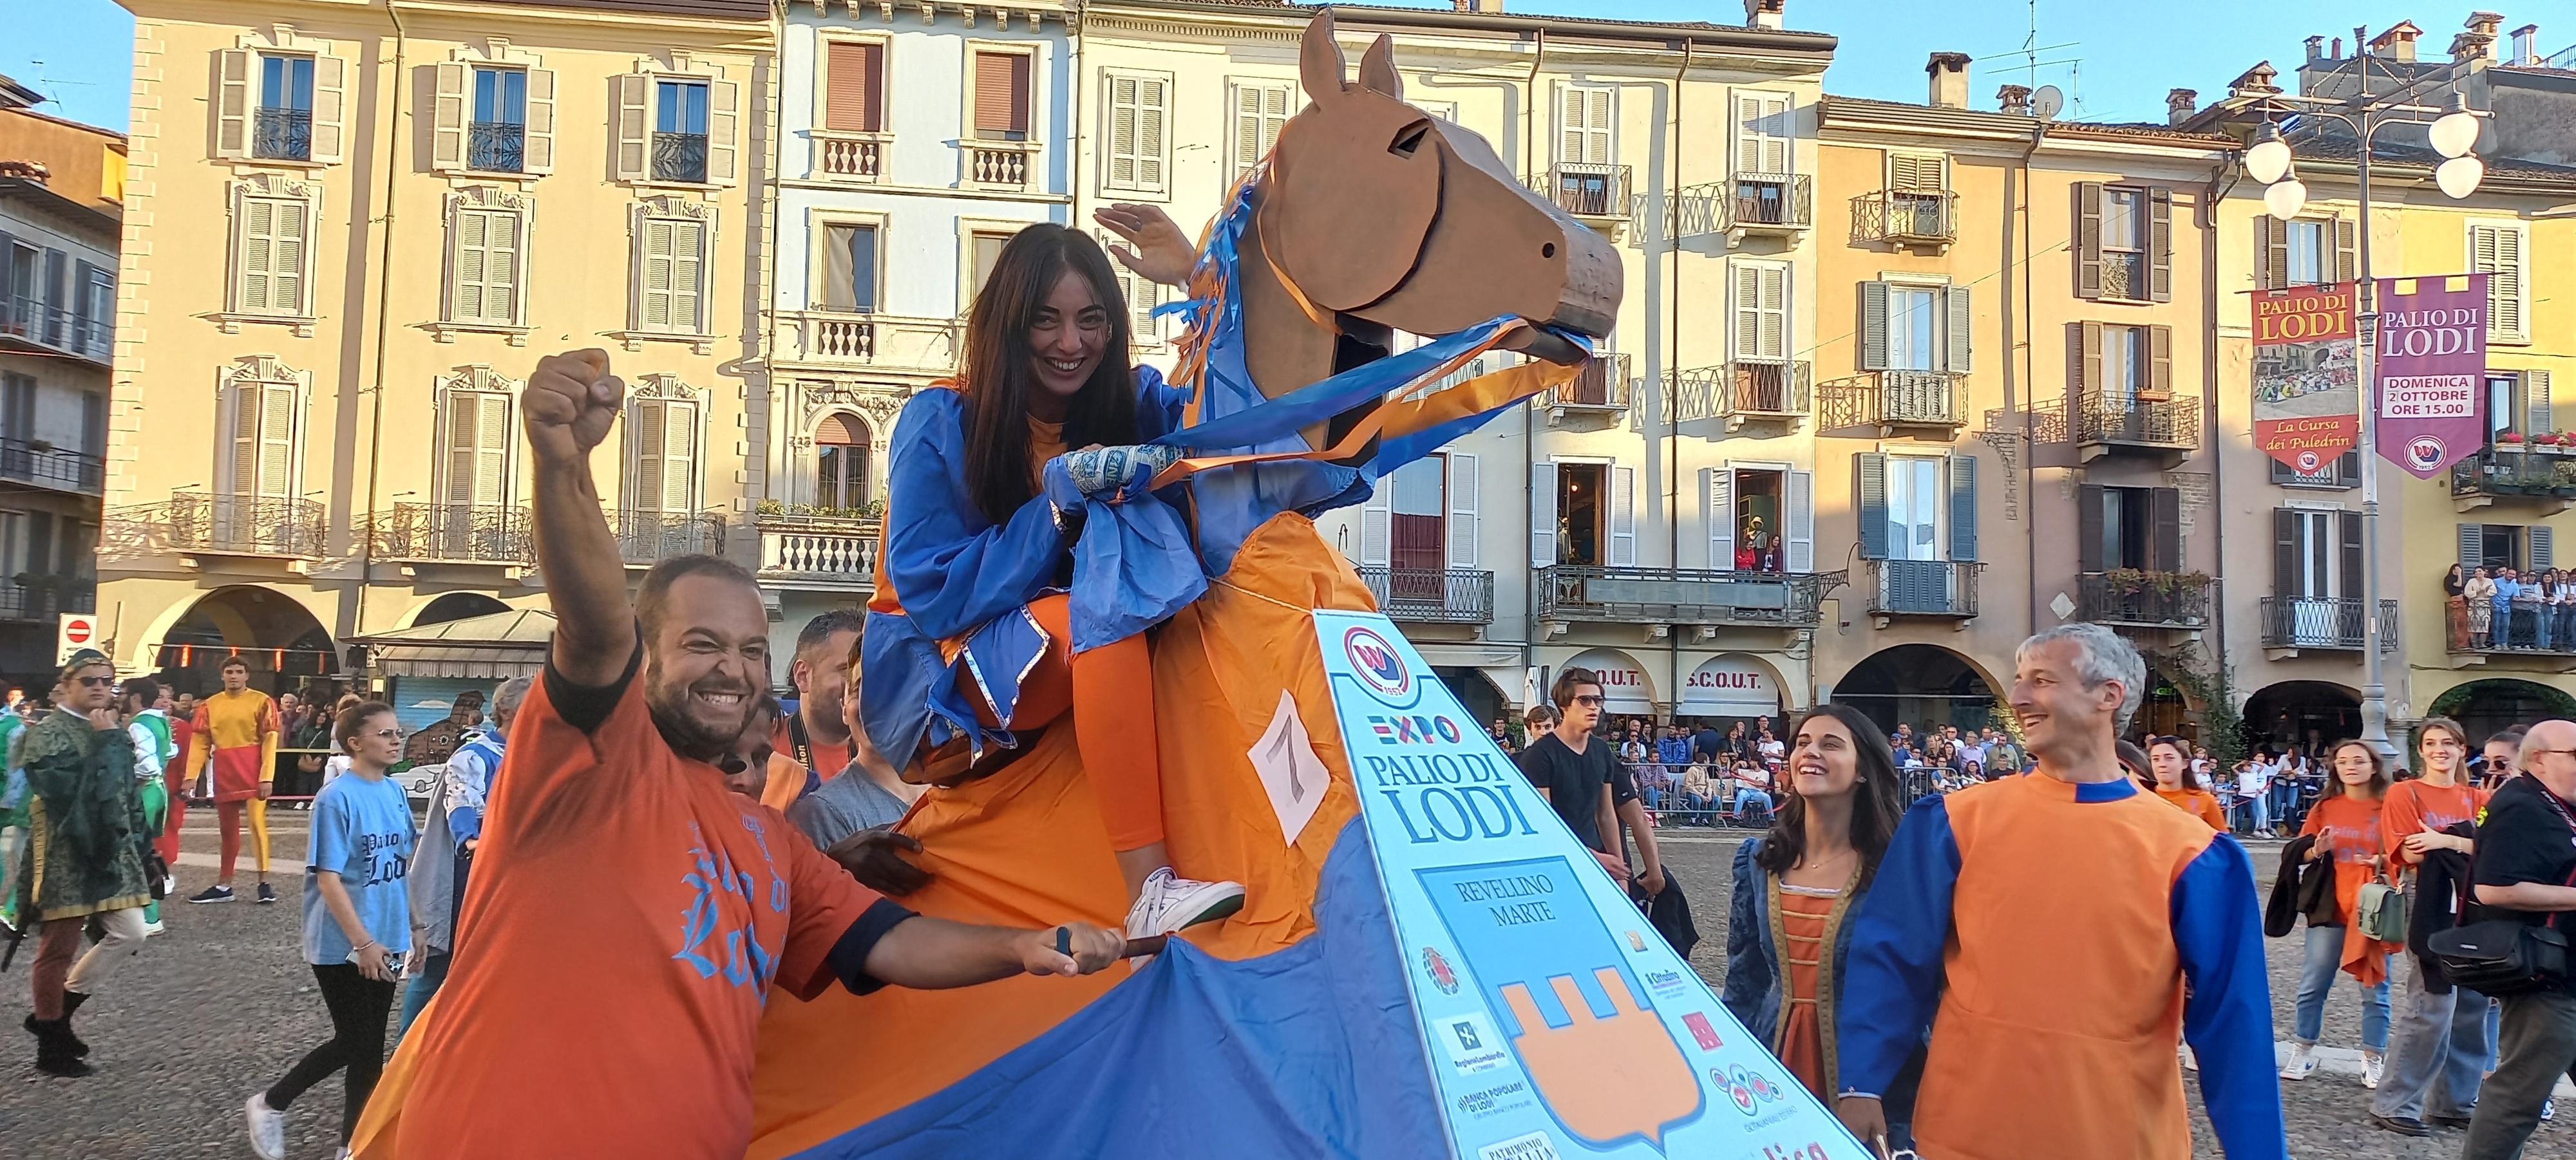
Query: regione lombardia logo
2407 435 2446 472
1343 625 1412 698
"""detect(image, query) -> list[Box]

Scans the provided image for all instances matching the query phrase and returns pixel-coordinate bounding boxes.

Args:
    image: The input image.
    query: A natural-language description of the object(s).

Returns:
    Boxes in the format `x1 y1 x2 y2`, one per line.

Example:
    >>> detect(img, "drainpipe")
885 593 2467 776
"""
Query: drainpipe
2018 117 2044 639
2204 151 2240 705
356 1 409 660
1518 26 1546 707
1665 37 1692 718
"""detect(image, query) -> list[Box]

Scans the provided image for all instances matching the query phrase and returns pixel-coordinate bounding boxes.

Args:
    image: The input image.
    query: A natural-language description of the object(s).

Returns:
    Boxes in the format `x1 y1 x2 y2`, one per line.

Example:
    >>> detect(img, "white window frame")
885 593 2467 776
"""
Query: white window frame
1557 82 1615 169
1882 451 1949 563
1230 78 1296 179
958 217 1026 315
435 186 533 341
2468 219 2531 346
2284 217 2329 287
432 365 519 510
807 408 878 511
1101 68 1172 198
1730 88 1794 177
622 374 705 516
218 174 322 336
214 28 347 166
810 208 889 315
430 39 554 178
215 356 310 503
620 196 717 353
1730 258 1793 362
613 53 739 190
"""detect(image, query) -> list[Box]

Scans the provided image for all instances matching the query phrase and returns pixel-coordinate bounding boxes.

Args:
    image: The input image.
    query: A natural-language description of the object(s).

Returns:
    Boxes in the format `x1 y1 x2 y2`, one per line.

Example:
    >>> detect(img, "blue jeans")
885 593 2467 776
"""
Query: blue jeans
2371 946 2490 1121
1731 788 1773 823
1642 785 1665 811
2294 922 2392 1050
2241 790 2271 834
395 950 450 1042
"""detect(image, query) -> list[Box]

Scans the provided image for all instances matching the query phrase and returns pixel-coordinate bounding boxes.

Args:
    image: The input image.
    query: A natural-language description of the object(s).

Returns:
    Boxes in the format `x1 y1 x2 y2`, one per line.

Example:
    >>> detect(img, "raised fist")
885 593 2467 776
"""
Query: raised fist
524 349 624 465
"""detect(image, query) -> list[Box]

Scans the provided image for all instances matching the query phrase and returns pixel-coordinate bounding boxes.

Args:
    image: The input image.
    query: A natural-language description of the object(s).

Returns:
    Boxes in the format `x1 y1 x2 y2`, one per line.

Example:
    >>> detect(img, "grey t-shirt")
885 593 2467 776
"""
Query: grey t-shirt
788 763 915 850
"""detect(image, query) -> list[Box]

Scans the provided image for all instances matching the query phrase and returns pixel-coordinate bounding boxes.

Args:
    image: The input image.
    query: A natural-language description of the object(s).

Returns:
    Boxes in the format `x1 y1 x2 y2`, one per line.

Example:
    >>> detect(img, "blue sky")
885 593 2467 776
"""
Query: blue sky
6 1 2551 135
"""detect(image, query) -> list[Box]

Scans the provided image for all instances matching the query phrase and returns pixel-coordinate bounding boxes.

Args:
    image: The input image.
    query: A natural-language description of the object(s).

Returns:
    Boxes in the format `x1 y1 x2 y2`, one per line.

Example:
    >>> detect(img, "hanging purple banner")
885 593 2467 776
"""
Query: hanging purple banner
2376 274 2488 479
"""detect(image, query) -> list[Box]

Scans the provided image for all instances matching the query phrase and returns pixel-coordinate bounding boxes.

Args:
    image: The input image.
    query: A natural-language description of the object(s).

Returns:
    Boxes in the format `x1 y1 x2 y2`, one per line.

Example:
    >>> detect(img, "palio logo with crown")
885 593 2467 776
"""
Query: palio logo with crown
1343 625 1412 700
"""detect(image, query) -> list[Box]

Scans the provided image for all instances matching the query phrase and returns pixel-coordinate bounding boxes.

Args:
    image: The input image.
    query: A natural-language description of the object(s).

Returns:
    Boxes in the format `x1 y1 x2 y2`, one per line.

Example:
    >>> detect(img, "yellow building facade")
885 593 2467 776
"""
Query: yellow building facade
102 0 771 711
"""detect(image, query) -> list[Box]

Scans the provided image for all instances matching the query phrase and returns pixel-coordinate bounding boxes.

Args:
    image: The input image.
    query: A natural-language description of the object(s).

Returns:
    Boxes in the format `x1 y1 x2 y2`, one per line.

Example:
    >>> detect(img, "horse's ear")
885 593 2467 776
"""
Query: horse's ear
1300 11 1347 104
1358 35 1403 100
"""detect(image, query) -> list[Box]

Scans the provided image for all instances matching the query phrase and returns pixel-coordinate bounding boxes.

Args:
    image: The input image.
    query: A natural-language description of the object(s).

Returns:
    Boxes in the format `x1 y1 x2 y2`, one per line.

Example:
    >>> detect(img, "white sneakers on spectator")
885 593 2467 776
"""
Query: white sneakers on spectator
2279 1042 2316 1081
244 1093 285 1160
1123 868 1246 939
2362 1049 2385 1090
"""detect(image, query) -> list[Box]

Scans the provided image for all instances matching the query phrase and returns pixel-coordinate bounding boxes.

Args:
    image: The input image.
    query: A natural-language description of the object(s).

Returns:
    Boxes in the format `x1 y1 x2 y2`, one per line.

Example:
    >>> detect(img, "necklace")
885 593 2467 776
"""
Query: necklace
1795 847 1857 872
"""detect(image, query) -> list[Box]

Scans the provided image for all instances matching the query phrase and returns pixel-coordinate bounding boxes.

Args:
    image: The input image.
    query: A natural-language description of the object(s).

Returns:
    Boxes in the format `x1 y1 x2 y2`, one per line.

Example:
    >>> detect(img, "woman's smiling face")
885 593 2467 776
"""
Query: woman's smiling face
1027 268 1109 403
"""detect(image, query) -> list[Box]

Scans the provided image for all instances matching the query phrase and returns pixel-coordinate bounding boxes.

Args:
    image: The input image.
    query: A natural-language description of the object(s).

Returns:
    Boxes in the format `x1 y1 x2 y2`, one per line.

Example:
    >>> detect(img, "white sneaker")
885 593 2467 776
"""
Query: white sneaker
245 1093 286 1160
2544 1098 2557 1122
2280 1042 2317 1081
2362 1050 2385 1089
143 919 165 937
1122 868 1247 939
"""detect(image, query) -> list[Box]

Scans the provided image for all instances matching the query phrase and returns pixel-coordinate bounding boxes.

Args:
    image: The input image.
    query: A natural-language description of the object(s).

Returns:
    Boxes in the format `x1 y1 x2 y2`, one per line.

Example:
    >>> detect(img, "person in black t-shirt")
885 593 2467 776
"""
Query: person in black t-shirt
2459 720 2576 1160
1513 668 1627 881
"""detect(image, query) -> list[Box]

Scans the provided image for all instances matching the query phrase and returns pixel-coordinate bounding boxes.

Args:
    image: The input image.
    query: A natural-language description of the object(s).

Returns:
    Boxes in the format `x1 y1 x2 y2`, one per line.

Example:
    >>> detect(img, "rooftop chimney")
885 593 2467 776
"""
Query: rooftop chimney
2451 30 2496 64
0 160 48 183
2305 35 2326 61
1450 0 1503 11
2467 12 2504 41
1927 52 1971 109
1745 0 1784 31
2166 88 2198 126
2369 21 2421 62
2510 23 2538 64
1997 84 2031 116
2229 61 2282 96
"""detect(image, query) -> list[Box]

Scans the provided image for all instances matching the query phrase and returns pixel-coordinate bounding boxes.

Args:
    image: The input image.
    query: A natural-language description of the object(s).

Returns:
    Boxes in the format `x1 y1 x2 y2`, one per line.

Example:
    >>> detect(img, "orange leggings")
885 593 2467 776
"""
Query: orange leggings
971 594 1164 850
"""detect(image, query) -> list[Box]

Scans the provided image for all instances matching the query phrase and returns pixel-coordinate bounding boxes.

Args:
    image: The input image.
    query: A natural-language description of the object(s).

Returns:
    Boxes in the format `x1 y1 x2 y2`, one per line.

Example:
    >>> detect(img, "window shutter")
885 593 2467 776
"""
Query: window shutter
231 383 263 496
1233 82 1291 176
1607 465 1636 566
2339 511 2363 599
310 52 348 164
641 219 674 328
612 74 650 181
2147 186 2173 302
523 68 557 173
2530 371 2555 435
1947 455 1977 562
2074 182 2104 299
486 209 520 322
2150 487 2182 572
1136 78 1166 188
1446 452 1477 569
1358 482 1390 566
432 63 468 171
2273 508 2297 597
974 52 1030 136
1785 468 1813 573
1888 152 1944 191
664 401 697 513
1734 93 1788 174
2533 525 2556 571
239 197 308 315
257 382 294 498
1855 453 1888 559
1109 77 1139 187
1858 281 1889 371
2459 522 2483 570
444 393 480 505
238 199 274 312
1529 462 1557 568
631 402 666 511
2077 321 2103 399
2334 214 2358 285
2146 325 2173 402
1943 285 1973 374
216 49 253 160
1733 265 1758 357
453 209 488 321
670 220 703 332
826 42 884 133
2254 214 2278 290
1703 466 1733 568
2079 485 2106 574
2472 225 2526 341
706 80 739 184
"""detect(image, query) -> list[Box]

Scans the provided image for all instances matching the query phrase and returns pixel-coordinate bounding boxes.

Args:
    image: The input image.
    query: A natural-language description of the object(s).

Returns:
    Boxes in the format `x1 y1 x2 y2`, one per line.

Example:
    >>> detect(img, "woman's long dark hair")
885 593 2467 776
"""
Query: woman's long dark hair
1752 704 1908 881
958 224 1140 526
2148 734 2202 792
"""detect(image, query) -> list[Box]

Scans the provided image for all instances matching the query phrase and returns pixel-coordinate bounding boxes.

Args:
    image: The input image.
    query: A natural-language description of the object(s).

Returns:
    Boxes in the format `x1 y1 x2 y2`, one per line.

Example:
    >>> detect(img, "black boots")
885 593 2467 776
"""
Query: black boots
61 990 90 1054
29 1016 90 1077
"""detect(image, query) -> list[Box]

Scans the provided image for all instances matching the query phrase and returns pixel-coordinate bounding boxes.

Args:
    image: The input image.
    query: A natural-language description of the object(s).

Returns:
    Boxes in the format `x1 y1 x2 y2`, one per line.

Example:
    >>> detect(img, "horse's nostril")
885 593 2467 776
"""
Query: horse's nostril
1542 243 1557 259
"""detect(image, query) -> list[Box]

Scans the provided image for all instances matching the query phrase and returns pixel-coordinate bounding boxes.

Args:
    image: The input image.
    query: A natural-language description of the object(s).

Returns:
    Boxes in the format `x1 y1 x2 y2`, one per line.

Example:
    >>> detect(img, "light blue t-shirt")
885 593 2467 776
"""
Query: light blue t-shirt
303 772 419 966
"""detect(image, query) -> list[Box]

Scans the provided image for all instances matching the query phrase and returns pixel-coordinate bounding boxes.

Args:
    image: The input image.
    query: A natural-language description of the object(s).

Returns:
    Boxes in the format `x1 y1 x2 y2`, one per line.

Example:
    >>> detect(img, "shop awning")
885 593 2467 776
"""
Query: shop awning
354 608 554 680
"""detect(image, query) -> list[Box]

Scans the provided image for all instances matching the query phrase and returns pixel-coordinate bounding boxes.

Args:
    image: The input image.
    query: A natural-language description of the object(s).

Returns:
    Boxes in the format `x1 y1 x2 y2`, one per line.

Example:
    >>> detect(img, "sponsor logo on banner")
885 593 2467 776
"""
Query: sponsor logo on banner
1424 947 1463 995
1643 968 1688 997
1479 1132 1564 1160
1372 714 1466 745
2374 274 2488 480
1457 1080 1535 1118
1716 1066 1786 1117
2253 282 2360 472
1761 1145 1832 1160
1441 1011 1511 1075
1343 625 1412 700
1682 1011 1726 1050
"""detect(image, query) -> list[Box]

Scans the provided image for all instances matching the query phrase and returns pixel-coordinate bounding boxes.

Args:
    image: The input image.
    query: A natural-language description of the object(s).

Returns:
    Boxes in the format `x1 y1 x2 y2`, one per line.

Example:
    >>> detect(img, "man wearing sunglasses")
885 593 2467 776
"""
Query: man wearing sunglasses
1513 668 1627 881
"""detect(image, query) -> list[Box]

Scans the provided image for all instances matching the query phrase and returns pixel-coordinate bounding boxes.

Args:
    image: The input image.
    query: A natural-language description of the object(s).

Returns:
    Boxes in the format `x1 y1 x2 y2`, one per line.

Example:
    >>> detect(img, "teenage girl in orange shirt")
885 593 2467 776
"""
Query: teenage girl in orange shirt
2282 740 2400 1087
2146 735 2228 829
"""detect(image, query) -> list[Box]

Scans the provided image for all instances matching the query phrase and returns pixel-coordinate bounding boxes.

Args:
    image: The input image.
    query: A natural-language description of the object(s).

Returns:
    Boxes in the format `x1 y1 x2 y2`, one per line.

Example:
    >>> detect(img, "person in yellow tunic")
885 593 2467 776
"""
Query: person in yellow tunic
183 657 279 906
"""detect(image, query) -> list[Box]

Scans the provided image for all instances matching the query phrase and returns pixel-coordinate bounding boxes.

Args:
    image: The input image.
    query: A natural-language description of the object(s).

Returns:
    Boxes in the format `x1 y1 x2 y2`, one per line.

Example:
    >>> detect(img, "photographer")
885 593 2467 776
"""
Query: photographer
2458 720 2576 1160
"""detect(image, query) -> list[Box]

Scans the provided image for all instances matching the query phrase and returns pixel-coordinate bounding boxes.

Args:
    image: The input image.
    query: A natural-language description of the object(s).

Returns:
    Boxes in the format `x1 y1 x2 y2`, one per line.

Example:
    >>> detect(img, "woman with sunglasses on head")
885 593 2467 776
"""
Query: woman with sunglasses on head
14 650 153 1077
1721 704 1920 1150
246 701 416 1160
2281 740 2401 1089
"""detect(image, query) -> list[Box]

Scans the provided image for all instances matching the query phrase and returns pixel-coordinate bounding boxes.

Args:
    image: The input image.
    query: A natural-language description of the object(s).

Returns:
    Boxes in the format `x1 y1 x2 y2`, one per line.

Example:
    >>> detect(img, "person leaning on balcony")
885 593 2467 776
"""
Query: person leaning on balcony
2445 564 2471 651
2521 573 2552 651
2494 567 2524 647
2467 567 2497 649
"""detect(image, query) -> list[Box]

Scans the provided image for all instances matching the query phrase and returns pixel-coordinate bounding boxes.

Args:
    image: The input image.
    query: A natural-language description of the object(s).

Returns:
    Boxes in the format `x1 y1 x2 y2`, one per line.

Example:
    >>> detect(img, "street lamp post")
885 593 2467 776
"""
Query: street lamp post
2241 88 2485 763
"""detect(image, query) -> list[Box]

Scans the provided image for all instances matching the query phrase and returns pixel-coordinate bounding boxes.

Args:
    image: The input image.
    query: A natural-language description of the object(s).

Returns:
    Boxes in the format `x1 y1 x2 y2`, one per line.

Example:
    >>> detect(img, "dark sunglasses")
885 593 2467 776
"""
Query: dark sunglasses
1569 694 1606 707
73 675 114 688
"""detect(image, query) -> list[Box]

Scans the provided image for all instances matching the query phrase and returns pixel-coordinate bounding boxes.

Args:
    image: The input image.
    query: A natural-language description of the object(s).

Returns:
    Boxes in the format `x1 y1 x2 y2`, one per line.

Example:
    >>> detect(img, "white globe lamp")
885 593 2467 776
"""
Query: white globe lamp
2263 176 2308 220
2436 156 2485 199
2429 97 2481 160
2245 124 2295 185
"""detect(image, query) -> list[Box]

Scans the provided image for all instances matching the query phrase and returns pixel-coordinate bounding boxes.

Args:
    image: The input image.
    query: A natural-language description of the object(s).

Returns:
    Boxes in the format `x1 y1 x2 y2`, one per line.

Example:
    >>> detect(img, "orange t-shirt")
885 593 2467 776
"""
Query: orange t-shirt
2382 778 2488 865
2300 793 2395 986
2154 787 2228 830
392 651 901 1158
771 716 853 792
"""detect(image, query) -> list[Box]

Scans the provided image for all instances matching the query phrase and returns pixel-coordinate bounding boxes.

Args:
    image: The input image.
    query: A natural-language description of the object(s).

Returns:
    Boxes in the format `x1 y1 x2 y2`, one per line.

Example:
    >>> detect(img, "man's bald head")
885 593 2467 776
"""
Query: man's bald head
2519 719 2576 774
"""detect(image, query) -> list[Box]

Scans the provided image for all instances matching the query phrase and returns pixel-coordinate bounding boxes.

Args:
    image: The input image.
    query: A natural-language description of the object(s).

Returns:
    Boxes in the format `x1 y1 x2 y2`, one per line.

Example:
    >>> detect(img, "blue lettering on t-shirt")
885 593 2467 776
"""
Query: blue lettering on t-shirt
672 816 788 995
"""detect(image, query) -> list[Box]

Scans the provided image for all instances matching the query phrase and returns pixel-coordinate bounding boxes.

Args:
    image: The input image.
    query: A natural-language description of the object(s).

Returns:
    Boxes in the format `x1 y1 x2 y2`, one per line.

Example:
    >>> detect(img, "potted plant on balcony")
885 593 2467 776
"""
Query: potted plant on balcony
2496 431 2527 452
755 498 885 528
2535 431 2566 455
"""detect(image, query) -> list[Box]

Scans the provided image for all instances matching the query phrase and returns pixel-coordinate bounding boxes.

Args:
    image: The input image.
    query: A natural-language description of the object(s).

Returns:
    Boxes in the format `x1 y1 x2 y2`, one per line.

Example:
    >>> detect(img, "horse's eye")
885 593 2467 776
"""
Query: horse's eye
1389 122 1430 158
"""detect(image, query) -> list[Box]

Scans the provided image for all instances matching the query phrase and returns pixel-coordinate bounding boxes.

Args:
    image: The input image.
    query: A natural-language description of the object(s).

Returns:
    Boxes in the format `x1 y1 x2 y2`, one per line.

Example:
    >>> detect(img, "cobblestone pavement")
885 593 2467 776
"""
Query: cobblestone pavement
3 817 2573 1157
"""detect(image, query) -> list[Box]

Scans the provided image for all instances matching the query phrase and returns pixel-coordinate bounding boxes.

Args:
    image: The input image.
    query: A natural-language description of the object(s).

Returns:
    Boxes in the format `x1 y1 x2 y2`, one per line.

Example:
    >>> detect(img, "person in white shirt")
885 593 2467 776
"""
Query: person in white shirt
1756 729 1786 766
2236 754 2277 837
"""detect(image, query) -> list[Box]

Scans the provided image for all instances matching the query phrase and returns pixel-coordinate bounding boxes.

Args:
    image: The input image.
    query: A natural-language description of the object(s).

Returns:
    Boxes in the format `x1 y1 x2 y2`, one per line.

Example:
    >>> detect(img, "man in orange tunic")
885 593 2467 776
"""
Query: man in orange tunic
183 656 279 906
1834 624 2286 1159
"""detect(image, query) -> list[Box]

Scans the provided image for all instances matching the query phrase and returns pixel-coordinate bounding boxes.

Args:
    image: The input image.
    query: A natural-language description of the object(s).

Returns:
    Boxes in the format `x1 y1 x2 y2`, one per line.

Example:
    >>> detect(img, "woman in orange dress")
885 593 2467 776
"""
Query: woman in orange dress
2146 735 2228 829
2281 739 2400 1087
1720 704 1917 1148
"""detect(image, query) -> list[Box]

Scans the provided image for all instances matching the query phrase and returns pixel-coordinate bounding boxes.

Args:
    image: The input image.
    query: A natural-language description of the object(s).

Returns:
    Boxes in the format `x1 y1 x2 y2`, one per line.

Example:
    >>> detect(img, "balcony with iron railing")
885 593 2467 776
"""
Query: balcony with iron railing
968 144 1031 188
758 512 880 586
2099 252 2151 303
370 503 533 566
467 121 525 173
1530 164 1631 224
254 107 311 161
0 437 105 494
612 509 724 565
1821 370 1967 433
0 577 95 622
1864 559 1980 619
652 131 709 182
1536 566 1836 629
817 133 886 180
2078 570 2213 630
2258 595 2400 653
2450 444 2576 510
106 491 330 560
1667 361 1813 429
1646 174 1814 239
1356 566 1493 625
1544 353 1631 423
2074 391 2201 458
1850 189 1957 247
1 295 114 365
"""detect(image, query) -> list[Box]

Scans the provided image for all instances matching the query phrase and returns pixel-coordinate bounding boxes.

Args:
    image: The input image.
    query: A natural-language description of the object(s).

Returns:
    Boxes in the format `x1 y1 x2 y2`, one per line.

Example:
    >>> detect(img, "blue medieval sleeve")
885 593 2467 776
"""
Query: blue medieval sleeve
1719 838 1772 1034
1835 794 1958 1101
1054 367 1207 651
2173 835 2290 1160
881 390 1068 642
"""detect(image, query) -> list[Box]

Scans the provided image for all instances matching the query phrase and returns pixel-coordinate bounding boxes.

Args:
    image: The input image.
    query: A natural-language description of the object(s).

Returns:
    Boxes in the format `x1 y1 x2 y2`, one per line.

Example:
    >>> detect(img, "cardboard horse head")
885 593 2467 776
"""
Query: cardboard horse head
1239 11 1622 443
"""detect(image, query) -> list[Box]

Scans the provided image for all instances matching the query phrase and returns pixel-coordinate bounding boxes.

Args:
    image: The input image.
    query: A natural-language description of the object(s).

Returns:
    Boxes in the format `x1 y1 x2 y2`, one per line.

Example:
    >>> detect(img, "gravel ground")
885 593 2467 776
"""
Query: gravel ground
3 816 2572 1158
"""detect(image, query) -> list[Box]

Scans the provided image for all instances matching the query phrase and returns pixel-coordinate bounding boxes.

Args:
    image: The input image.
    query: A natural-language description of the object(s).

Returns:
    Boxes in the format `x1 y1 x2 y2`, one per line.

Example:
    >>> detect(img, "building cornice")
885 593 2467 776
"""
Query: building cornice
1080 1 1836 66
